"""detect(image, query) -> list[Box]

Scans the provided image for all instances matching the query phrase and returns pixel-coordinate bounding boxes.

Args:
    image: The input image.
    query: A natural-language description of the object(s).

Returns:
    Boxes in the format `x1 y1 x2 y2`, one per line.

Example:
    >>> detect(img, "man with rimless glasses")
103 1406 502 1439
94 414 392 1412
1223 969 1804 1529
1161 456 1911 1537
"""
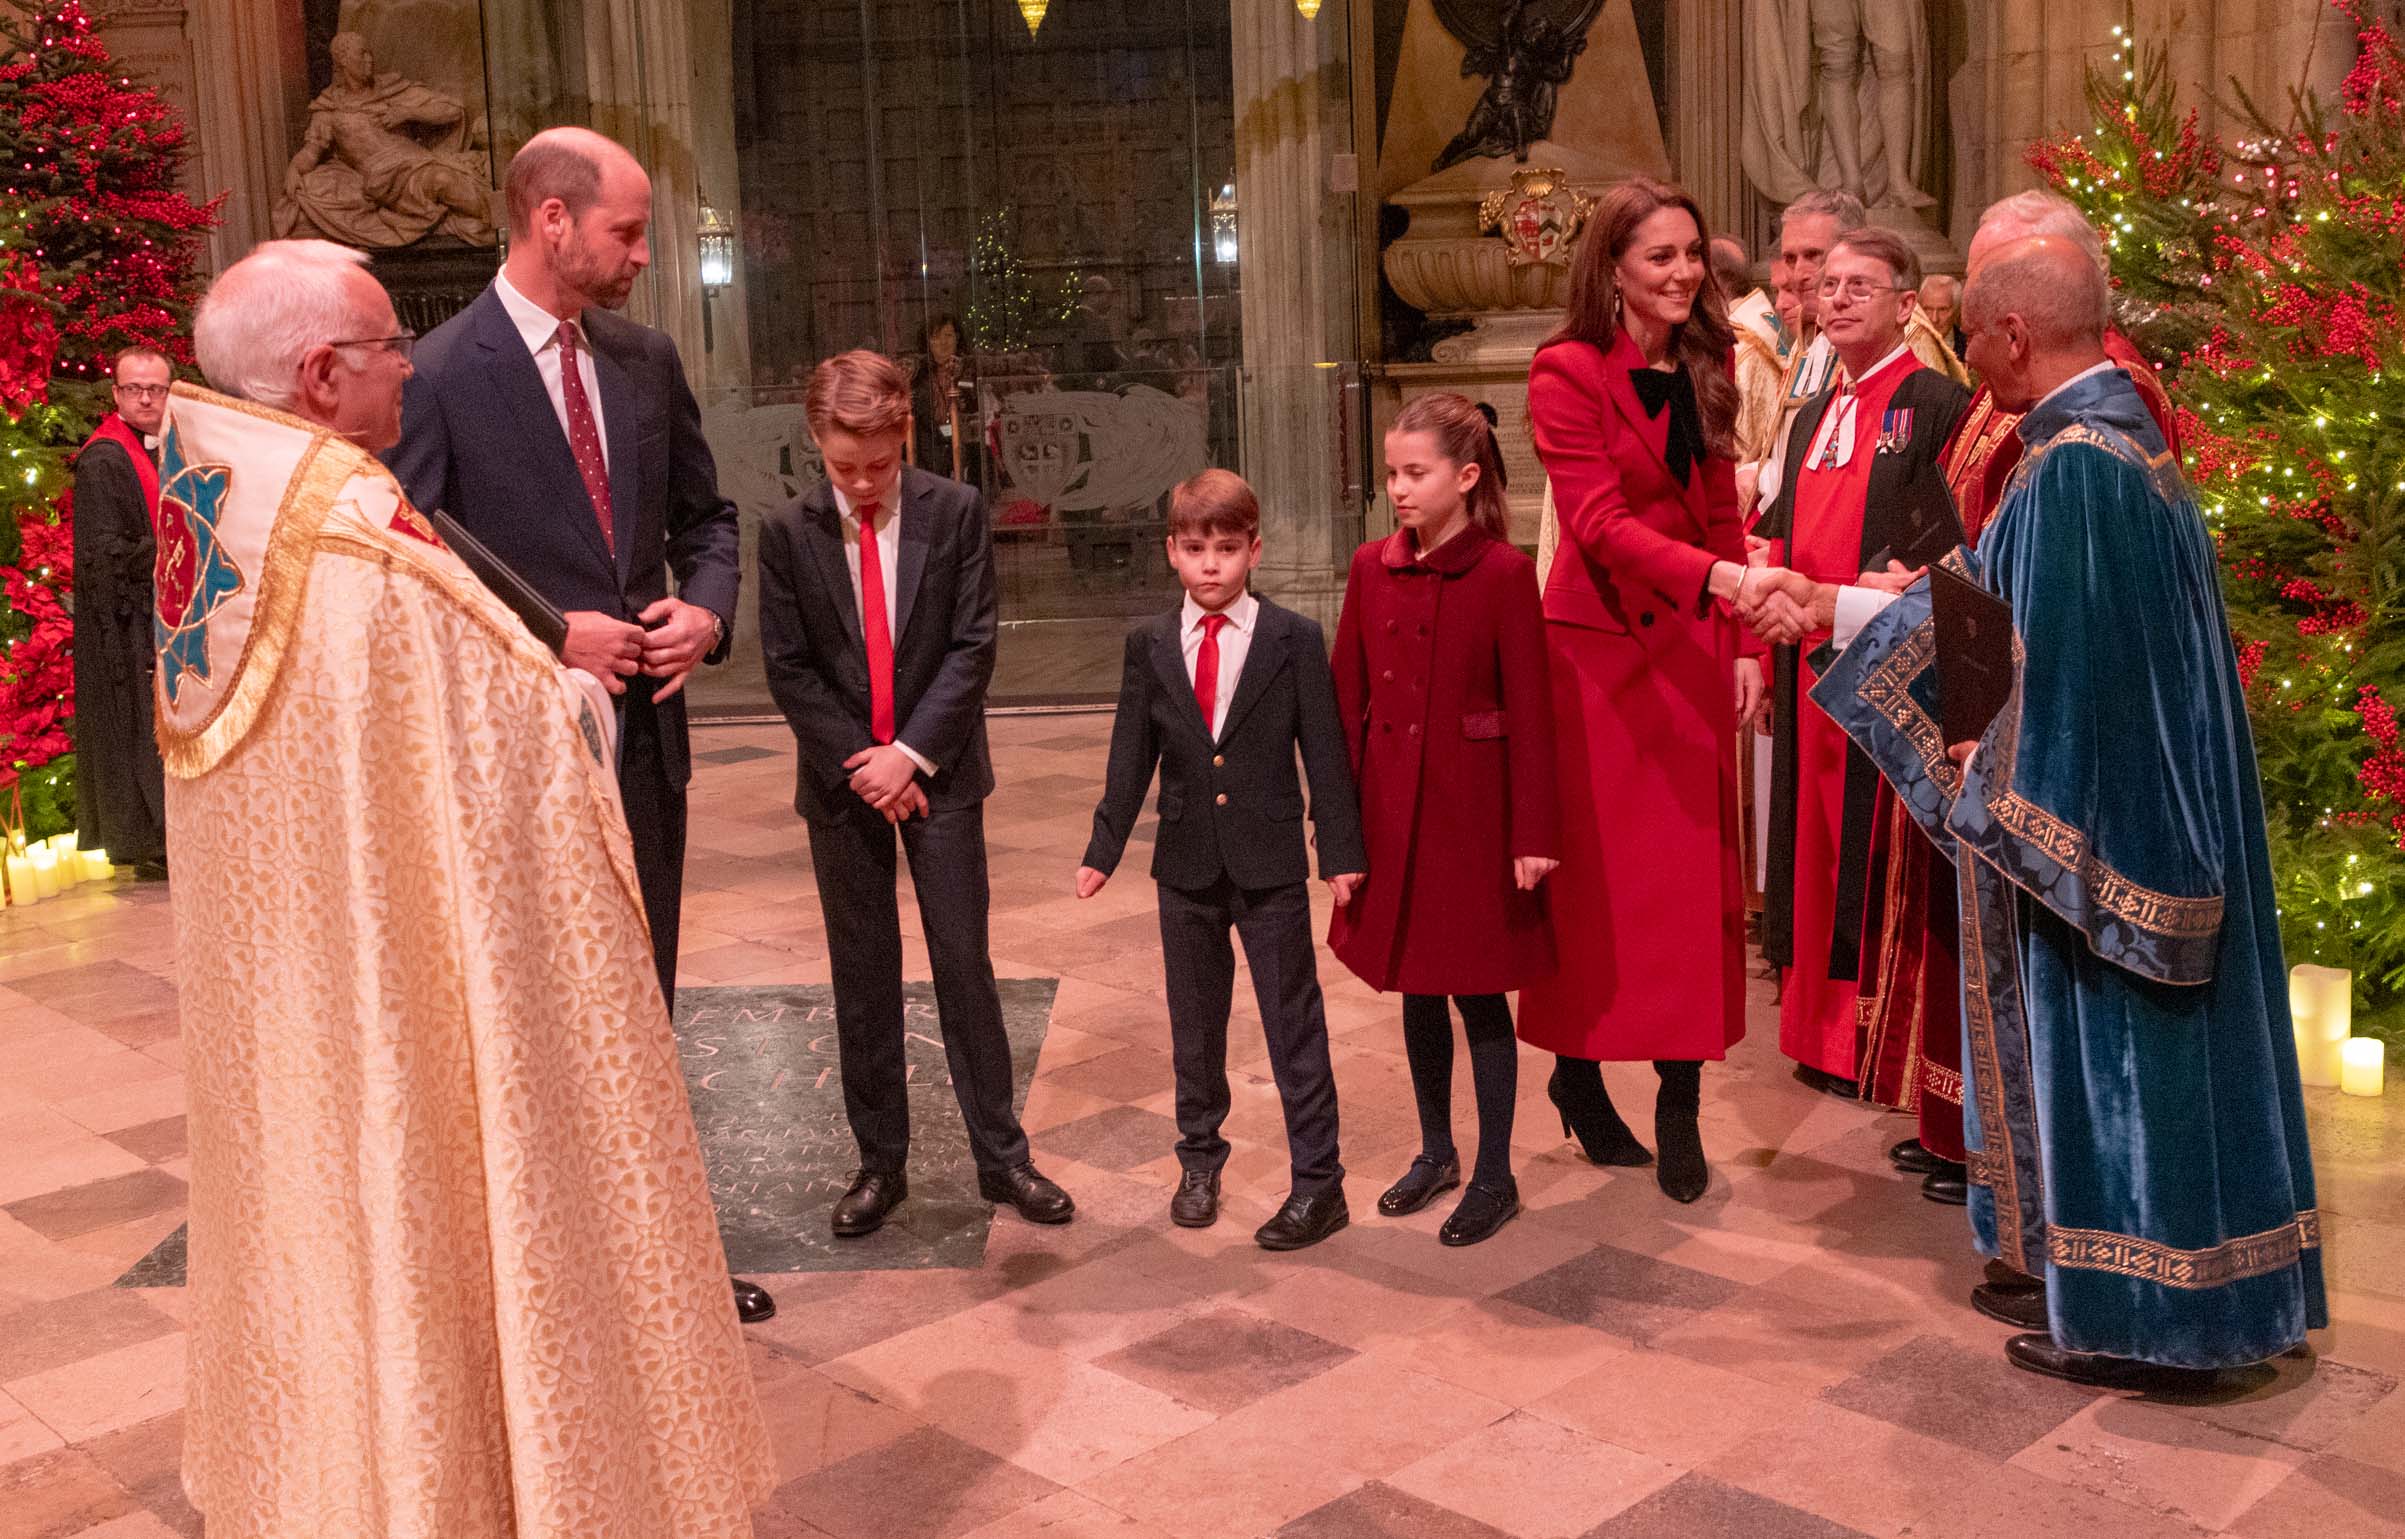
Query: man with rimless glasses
68 346 180 878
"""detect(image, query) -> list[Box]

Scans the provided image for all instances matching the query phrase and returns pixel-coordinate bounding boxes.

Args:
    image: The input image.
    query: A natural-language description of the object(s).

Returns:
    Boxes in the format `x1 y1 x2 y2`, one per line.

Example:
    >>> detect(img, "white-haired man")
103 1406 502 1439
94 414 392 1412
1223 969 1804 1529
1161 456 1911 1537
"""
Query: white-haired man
1808 234 2325 1388
170 239 770 1539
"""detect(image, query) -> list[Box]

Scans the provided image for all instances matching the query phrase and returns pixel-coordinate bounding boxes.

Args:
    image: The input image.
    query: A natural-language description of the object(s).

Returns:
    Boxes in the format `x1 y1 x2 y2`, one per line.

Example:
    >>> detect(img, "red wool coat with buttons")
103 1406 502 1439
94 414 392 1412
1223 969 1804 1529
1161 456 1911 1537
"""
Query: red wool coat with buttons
1328 524 1558 995
1514 332 1749 1062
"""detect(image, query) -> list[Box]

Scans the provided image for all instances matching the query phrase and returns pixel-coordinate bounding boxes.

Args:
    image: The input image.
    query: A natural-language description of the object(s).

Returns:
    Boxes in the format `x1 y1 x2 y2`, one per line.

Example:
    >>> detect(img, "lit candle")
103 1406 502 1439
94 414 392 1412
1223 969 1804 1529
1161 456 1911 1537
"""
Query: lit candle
2290 965 2352 1088
78 848 112 882
2 850 34 905
2341 1038 2386 1097
25 846 60 899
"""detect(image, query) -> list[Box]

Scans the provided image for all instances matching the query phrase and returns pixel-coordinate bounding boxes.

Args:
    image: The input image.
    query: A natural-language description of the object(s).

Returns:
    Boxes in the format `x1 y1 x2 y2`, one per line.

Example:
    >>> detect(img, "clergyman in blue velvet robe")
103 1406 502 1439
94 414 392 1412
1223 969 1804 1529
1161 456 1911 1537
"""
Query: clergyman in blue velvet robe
1811 364 2326 1370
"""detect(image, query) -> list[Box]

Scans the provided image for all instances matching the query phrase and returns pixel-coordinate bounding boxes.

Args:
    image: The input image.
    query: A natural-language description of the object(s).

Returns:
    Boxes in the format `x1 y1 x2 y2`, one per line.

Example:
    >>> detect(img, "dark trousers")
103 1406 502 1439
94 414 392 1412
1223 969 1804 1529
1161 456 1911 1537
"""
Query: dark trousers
805 800 1031 1177
1156 876 1343 1196
618 698 688 1011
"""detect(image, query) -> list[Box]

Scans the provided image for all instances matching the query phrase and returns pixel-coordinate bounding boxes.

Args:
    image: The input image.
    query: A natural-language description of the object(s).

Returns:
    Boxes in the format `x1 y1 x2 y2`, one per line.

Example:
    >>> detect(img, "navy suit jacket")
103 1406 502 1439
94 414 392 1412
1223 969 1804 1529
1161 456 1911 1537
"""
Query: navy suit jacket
1081 598 1366 893
382 282 740 788
756 467 998 821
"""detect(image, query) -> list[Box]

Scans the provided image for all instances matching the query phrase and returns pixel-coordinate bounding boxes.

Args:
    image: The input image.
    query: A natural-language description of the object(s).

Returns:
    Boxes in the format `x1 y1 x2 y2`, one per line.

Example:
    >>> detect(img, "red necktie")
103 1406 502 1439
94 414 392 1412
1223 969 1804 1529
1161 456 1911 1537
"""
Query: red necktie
555 321 613 551
1193 612 1228 736
857 501 896 743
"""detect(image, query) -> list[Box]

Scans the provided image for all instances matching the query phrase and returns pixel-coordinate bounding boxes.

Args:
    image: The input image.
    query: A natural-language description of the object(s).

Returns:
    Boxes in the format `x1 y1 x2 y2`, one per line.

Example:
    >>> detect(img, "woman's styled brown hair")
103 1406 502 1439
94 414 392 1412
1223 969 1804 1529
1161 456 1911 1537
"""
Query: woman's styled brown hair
1168 468 1261 541
1549 176 1740 459
1389 391 1510 541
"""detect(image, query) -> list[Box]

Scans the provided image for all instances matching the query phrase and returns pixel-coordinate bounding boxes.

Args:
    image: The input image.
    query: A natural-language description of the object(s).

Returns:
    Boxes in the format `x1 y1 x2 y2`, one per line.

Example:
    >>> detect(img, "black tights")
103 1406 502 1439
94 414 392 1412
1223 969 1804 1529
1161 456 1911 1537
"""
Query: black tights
1401 993 1519 1187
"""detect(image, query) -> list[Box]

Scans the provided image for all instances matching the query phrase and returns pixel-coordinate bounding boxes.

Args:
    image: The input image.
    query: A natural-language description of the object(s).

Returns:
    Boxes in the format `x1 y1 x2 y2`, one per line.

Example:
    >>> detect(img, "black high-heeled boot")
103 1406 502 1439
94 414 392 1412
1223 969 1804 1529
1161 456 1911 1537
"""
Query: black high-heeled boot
1547 1057 1652 1167
1653 1059 1709 1203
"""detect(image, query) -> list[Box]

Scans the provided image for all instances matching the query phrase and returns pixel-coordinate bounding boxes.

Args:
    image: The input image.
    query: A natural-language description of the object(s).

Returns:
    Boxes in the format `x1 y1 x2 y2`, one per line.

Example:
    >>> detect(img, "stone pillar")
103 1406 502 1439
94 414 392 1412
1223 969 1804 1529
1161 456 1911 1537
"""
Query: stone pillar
176 0 305 271
1669 0 1754 253
1231 0 1357 626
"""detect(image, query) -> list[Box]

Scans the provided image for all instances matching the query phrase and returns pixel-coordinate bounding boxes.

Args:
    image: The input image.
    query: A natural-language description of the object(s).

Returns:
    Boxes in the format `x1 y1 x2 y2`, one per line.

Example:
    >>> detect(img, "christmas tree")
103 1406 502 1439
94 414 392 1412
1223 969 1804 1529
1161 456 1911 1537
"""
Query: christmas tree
0 0 217 843
2031 0 2405 1036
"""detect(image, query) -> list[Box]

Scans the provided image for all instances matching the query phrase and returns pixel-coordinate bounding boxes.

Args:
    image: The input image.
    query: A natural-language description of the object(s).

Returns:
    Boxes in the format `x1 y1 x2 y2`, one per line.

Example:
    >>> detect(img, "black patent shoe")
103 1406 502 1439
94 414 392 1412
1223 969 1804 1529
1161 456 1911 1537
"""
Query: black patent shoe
1985 1258 2043 1292
1921 1162 1969 1206
832 1169 908 1237
1255 1189 1350 1251
1888 1136 1942 1174
1792 1064 1860 1100
1548 1064 1653 1167
979 1161 1076 1224
1169 1168 1221 1228
732 1279 776 1324
1378 1155 1461 1216
1973 1281 2047 1330
1438 1180 1519 1246
2005 1332 2221 1391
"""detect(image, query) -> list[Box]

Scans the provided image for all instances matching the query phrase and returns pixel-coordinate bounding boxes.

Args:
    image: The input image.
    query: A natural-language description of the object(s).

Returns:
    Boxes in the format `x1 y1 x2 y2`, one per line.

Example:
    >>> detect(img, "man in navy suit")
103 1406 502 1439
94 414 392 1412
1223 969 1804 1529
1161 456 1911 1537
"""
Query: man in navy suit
384 126 770 1324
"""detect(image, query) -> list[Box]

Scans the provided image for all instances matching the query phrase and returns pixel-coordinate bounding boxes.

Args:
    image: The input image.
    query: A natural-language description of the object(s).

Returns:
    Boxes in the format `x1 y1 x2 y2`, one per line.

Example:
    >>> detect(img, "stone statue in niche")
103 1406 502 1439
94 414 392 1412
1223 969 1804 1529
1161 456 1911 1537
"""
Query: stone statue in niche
1742 0 1936 213
1431 0 1609 172
273 31 497 249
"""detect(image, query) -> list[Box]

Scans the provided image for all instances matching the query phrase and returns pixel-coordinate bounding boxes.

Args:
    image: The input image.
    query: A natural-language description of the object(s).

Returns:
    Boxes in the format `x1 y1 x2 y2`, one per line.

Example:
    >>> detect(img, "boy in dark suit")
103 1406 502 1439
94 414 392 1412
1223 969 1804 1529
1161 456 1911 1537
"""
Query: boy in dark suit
757 351 1073 1237
1076 470 1366 1250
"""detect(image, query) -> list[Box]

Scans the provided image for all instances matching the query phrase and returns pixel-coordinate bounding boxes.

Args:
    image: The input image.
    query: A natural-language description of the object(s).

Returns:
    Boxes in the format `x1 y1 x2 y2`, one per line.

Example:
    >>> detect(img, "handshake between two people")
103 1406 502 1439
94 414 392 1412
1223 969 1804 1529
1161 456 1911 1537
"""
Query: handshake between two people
1721 537 1924 648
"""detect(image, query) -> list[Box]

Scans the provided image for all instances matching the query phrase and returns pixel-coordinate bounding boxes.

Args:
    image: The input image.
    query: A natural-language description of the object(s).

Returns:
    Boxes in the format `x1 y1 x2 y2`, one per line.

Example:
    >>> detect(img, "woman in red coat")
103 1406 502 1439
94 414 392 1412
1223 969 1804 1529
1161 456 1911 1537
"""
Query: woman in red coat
1516 177 1765 1204
1330 392 1557 1246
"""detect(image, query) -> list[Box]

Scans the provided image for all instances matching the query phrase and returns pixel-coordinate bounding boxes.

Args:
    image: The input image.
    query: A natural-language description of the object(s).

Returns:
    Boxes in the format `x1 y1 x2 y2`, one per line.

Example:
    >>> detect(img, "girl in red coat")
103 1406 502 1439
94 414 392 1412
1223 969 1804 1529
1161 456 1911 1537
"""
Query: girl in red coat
1330 392 1558 1246
1516 178 1765 1204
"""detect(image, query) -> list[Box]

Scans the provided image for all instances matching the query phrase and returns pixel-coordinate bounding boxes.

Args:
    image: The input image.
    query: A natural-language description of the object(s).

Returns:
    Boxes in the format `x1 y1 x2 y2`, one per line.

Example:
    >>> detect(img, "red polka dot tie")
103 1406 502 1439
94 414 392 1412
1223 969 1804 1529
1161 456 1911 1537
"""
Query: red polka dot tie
555 320 614 552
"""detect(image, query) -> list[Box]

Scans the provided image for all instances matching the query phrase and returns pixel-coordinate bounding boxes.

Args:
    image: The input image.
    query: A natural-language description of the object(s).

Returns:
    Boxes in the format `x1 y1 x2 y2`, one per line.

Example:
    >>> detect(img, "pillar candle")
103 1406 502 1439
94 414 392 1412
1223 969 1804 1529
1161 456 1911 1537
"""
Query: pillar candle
78 848 112 882
2 850 33 906
2341 1038 2386 1098
24 846 60 900
2290 964 2352 1088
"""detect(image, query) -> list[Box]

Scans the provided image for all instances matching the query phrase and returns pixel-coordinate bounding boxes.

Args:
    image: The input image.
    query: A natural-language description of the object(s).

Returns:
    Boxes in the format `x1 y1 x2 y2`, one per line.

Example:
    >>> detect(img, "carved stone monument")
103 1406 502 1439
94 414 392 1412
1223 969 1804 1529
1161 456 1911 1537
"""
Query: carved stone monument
273 31 496 249
1379 0 1668 542
1740 0 1958 271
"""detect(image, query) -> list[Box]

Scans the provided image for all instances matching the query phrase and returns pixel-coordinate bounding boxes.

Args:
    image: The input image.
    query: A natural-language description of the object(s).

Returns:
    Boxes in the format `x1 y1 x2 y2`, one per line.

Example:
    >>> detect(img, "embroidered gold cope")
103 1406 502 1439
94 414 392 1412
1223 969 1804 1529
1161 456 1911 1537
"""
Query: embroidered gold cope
154 385 773 1539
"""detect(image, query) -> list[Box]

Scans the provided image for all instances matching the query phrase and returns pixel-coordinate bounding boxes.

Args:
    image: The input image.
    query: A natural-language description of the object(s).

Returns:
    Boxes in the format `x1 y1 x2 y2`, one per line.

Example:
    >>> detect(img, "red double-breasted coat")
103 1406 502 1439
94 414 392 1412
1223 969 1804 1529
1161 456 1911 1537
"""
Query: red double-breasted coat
1516 332 1749 1062
1328 525 1558 995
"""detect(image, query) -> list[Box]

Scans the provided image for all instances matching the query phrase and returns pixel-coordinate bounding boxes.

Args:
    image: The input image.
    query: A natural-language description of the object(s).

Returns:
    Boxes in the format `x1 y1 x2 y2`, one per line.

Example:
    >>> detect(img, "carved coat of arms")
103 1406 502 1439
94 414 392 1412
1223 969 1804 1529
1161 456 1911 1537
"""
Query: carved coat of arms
1478 166 1596 268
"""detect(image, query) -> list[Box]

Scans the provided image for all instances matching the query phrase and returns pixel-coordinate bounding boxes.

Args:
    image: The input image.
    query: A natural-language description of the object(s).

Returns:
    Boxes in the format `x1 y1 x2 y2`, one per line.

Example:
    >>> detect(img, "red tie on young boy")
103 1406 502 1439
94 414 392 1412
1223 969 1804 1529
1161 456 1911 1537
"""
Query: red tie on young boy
1193 612 1228 737
857 502 896 743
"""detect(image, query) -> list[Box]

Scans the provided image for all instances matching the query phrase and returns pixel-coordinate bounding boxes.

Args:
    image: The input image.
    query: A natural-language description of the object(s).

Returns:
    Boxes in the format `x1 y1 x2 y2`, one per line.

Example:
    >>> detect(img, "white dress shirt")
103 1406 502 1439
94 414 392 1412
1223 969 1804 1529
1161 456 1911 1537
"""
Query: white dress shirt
1179 588 1259 740
494 269 608 467
831 481 935 775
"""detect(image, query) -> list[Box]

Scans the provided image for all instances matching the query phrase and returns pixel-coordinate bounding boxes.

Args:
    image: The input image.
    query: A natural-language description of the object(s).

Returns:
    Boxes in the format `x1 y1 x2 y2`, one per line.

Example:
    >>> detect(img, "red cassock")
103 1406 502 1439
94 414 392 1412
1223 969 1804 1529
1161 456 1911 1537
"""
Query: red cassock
1515 333 1749 1062
1329 524 1558 995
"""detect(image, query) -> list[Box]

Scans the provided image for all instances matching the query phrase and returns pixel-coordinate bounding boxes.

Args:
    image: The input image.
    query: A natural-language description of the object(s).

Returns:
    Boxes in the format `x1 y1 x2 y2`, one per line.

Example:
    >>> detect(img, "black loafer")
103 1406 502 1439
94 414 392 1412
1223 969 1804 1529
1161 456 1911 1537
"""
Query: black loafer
833 1169 908 1237
1985 1258 2043 1292
1438 1180 1519 1246
1888 1137 1942 1174
1378 1155 1461 1217
1921 1162 1969 1205
2004 1332 2221 1391
1972 1281 2047 1329
1793 1064 1860 1100
979 1161 1076 1224
1255 1189 1349 1251
1170 1168 1221 1228
732 1279 776 1324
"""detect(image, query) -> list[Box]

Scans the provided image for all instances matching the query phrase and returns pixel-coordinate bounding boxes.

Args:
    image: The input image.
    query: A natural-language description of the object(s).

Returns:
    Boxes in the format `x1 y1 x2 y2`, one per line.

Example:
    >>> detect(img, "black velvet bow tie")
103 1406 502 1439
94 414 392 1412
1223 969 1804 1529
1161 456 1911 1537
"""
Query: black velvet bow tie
1630 366 1703 489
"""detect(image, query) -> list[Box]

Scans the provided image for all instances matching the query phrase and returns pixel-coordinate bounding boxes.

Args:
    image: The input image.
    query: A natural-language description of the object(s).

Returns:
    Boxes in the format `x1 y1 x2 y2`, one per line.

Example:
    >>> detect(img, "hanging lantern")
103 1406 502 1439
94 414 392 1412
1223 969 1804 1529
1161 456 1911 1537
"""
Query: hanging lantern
696 202 736 293
1017 0 1048 36
1296 0 1324 16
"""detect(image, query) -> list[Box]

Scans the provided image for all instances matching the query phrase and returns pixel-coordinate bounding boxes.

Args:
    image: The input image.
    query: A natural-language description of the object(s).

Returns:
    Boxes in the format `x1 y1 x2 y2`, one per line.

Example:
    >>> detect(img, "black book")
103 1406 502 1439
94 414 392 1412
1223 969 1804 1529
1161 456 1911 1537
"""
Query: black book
1927 563 2016 747
425 506 570 657
1872 459 1968 571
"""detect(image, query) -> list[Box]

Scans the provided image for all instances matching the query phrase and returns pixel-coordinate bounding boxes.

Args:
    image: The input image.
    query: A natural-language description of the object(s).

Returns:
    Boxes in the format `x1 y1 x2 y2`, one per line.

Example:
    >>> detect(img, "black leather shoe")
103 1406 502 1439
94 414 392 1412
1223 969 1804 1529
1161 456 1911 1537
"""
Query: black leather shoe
1985 1258 2043 1292
732 1279 776 1324
1793 1064 1860 1100
979 1161 1076 1224
1169 1168 1221 1228
1255 1189 1349 1251
1378 1155 1461 1216
1438 1180 1518 1246
2005 1332 2221 1391
1548 1063 1652 1167
1973 1281 2047 1329
1888 1136 1942 1174
1921 1161 1969 1205
832 1169 907 1237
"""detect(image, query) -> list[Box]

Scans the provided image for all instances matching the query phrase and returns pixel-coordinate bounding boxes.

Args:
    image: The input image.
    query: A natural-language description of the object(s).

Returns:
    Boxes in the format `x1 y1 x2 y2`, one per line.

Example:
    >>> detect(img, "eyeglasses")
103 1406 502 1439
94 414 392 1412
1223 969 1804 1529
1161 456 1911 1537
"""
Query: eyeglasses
1816 278 1902 307
113 383 169 400
328 330 417 361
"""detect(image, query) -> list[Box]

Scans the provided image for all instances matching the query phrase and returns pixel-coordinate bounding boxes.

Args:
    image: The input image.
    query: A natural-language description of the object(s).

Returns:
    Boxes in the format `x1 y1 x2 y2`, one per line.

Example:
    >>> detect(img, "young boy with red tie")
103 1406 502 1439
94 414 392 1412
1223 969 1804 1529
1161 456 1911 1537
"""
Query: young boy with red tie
1075 470 1366 1250
757 350 1073 1237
